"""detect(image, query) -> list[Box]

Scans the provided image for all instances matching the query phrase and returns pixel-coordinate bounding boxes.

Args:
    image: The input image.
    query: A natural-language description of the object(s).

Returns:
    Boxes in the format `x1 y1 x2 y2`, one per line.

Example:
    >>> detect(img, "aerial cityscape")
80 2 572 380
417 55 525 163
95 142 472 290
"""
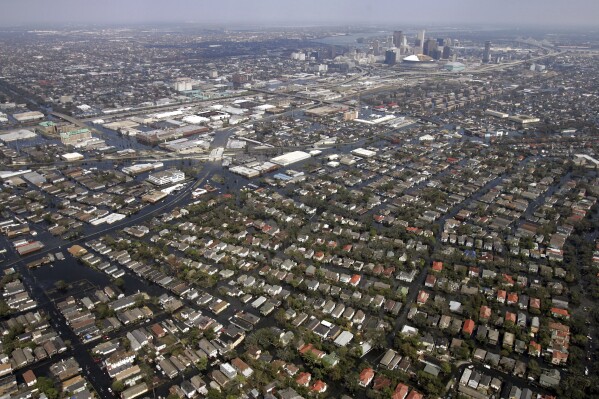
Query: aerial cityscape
0 1 598 399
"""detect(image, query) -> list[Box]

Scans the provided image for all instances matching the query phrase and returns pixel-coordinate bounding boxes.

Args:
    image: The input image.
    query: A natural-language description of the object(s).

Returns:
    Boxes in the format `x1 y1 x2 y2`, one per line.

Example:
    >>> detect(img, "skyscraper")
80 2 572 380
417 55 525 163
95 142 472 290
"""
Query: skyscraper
423 39 437 57
393 31 403 47
373 40 381 56
417 30 426 53
483 41 491 63
442 45 451 60
384 50 397 65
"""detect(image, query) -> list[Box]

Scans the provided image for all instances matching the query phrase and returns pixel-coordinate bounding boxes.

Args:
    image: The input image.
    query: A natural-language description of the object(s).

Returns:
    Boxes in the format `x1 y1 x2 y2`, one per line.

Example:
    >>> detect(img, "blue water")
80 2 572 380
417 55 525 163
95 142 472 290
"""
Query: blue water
313 31 389 48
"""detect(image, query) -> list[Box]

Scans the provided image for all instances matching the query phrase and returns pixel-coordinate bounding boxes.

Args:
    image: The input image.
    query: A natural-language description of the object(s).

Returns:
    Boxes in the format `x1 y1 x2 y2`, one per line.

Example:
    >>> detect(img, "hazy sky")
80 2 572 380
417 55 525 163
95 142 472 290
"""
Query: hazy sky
1 0 598 28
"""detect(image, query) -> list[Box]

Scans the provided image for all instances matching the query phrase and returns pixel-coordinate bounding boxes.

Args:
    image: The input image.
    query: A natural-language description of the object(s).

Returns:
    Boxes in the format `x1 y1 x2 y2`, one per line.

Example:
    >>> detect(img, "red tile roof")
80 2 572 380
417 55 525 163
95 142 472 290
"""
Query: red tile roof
463 319 475 335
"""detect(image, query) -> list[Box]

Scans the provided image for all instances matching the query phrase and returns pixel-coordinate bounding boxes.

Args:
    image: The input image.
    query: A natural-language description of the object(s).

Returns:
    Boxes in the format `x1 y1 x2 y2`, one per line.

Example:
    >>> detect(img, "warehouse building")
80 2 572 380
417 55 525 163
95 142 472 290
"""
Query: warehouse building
12 111 44 123
0 129 37 143
147 169 185 186
270 151 311 166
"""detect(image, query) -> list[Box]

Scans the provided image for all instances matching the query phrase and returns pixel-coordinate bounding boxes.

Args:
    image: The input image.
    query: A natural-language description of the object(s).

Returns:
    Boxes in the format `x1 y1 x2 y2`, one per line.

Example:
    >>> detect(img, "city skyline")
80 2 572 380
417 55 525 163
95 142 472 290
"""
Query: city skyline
1 0 599 28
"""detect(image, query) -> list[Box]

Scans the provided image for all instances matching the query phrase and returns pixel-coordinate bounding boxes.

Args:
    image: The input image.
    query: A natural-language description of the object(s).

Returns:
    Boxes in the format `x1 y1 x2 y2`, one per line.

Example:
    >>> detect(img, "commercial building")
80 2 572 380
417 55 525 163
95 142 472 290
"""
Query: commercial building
61 152 85 161
12 111 44 123
0 129 37 142
270 151 311 167
122 163 164 176
483 41 491 63
60 128 92 145
147 169 185 186
385 50 397 65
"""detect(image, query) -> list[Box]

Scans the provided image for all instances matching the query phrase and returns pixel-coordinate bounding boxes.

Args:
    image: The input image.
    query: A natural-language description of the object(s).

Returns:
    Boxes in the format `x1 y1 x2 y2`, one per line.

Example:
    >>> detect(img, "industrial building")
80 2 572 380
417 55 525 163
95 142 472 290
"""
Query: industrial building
12 111 44 123
0 129 37 142
136 125 209 145
270 151 311 166
351 148 377 158
147 169 185 186
122 163 164 176
60 128 92 145
61 152 85 161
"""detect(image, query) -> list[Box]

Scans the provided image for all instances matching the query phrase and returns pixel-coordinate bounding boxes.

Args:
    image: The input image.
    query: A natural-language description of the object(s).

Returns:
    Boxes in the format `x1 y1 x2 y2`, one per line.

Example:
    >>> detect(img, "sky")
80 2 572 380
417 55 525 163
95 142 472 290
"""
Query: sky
1 0 598 28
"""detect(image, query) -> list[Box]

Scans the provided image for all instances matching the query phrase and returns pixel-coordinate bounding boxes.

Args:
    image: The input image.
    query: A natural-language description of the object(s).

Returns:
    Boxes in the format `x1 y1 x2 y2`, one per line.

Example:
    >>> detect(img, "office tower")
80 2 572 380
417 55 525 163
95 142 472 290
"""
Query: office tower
423 39 437 57
373 40 381 56
483 41 491 63
384 50 397 65
437 38 444 46
442 45 451 60
393 30 404 52
417 30 426 53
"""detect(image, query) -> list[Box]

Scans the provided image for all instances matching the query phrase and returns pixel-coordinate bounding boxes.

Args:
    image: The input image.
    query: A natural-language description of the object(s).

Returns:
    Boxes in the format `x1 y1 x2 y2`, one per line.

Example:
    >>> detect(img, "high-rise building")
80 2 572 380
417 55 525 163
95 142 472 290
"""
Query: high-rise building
442 46 451 60
393 31 404 50
437 38 445 46
232 73 252 88
483 41 491 63
373 40 381 56
173 77 193 92
330 45 338 59
417 30 426 53
384 50 397 65
423 39 438 57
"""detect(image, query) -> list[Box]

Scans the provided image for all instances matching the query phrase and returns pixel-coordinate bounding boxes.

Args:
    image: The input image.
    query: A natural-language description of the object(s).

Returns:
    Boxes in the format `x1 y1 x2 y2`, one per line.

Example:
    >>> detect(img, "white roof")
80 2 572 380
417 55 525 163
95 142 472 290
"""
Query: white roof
0 129 37 142
351 148 376 158
182 115 210 124
333 331 354 346
270 151 311 166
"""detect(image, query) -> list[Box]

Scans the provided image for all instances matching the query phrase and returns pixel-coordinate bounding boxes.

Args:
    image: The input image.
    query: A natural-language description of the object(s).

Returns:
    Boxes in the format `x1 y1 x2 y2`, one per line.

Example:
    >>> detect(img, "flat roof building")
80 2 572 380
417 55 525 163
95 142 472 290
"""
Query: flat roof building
271 151 311 166
12 111 44 123
0 129 37 142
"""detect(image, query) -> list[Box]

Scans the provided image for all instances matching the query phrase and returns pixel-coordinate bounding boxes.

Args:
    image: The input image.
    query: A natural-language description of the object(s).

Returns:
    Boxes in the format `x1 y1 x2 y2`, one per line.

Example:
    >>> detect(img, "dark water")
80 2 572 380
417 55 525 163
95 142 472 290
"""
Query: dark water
313 32 389 48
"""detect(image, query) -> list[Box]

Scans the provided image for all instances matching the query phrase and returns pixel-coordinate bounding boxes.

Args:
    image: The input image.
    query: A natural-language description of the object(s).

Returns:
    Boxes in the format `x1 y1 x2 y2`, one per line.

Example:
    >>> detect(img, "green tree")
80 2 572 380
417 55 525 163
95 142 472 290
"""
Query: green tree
0 300 10 317
54 280 68 292
36 377 59 399
197 356 208 371
111 381 125 392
